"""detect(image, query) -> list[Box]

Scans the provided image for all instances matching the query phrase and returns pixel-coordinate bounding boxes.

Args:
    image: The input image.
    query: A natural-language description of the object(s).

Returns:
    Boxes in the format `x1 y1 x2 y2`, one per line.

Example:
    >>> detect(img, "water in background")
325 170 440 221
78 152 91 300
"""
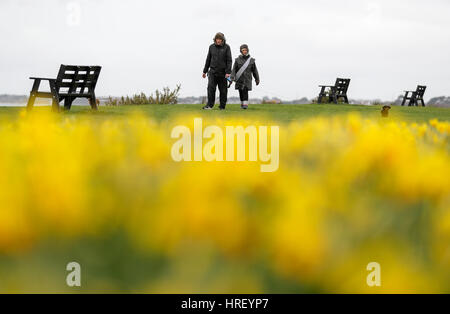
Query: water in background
0 103 26 107
0 102 92 107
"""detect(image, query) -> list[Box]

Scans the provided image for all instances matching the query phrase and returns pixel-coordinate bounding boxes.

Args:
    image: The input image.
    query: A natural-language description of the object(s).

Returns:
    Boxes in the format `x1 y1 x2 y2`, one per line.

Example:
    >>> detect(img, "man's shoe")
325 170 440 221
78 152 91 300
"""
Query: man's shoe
202 105 213 110
219 107 226 110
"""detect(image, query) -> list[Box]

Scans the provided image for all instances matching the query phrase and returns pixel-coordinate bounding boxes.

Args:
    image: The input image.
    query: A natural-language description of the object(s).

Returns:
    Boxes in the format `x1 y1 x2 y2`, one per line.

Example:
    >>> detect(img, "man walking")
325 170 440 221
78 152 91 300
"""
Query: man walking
202 32 232 110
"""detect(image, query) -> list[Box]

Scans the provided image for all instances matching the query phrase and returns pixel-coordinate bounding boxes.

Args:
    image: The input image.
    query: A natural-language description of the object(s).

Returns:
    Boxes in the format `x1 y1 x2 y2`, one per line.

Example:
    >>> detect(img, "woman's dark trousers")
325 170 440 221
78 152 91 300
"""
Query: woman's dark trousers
239 87 249 102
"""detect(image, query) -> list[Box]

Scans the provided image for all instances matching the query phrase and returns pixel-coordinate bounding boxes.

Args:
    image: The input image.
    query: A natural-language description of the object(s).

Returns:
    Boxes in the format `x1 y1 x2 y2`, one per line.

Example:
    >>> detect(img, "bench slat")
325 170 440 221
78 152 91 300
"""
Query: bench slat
58 93 94 97
58 82 94 88
60 65 101 72
60 75 98 82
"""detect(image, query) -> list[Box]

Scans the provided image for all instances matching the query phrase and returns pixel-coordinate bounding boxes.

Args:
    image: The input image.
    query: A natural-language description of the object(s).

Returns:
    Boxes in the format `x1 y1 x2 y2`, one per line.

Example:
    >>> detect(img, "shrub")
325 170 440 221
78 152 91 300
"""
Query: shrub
105 85 181 106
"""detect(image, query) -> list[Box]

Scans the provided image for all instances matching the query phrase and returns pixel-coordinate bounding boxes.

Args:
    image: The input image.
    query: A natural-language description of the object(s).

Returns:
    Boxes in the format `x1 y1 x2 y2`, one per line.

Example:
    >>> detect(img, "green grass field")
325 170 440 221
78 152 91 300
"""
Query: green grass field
1 103 449 124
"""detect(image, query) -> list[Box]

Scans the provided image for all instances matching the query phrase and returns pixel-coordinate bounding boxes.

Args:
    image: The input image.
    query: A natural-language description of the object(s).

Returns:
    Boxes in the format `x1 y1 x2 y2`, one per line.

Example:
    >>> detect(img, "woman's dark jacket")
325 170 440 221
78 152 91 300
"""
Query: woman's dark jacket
231 55 260 91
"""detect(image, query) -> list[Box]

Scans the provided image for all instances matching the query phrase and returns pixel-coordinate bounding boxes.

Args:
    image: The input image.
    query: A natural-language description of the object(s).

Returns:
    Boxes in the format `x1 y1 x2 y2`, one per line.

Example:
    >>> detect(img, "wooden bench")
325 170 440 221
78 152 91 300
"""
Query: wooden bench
401 85 426 107
318 78 351 104
26 65 102 111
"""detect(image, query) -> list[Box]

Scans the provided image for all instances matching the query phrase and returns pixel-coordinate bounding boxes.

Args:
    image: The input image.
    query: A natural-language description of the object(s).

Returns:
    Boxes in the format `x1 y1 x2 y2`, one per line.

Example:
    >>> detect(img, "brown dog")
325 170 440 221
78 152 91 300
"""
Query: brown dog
381 105 391 118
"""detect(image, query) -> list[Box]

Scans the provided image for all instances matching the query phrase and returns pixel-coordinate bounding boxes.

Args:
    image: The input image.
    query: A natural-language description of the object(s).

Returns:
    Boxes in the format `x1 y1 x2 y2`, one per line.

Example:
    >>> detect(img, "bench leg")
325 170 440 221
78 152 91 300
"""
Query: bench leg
318 87 326 104
89 93 98 110
49 80 60 112
343 95 349 104
26 93 37 111
401 92 409 106
329 87 338 104
64 97 74 111
410 93 418 107
27 79 41 111
331 93 338 104
420 98 426 107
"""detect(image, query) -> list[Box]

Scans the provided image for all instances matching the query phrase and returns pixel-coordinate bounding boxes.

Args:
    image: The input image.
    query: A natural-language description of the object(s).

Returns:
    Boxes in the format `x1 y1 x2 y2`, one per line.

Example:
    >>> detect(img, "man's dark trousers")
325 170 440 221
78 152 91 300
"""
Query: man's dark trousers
207 72 228 109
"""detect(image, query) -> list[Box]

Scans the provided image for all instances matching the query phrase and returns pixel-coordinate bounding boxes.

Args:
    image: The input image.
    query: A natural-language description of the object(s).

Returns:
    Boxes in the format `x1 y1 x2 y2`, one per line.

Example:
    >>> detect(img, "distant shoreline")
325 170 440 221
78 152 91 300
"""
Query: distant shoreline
0 103 26 107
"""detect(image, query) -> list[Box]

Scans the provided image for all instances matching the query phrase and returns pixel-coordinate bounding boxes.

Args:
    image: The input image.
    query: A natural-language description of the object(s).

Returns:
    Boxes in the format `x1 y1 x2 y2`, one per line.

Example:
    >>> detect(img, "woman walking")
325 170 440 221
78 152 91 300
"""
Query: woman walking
231 44 260 110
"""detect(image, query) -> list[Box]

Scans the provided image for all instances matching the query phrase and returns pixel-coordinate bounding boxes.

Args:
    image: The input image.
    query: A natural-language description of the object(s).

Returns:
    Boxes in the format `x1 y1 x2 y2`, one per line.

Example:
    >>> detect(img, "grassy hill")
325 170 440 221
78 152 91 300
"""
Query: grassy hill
1 103 449 124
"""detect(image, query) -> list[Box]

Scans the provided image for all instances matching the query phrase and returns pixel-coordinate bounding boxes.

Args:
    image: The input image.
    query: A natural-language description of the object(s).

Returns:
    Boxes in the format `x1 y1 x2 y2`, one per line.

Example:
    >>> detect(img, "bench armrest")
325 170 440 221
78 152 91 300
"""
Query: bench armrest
29 77 56 81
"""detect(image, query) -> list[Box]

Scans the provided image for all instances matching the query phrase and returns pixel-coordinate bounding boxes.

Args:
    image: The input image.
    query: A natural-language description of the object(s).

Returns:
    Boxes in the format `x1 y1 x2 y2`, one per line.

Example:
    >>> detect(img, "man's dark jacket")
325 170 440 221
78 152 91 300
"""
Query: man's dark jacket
203 41 232 75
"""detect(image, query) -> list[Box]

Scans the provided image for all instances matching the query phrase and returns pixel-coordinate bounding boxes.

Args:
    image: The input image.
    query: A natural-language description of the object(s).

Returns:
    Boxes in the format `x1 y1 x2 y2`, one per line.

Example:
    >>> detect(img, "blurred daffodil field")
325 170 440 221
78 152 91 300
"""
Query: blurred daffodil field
0 109 449 293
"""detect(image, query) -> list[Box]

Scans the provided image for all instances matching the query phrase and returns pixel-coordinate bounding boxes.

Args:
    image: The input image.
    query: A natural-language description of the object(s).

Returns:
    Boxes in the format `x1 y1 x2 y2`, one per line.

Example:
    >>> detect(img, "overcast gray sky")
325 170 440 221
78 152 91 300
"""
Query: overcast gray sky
1 0 449 100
